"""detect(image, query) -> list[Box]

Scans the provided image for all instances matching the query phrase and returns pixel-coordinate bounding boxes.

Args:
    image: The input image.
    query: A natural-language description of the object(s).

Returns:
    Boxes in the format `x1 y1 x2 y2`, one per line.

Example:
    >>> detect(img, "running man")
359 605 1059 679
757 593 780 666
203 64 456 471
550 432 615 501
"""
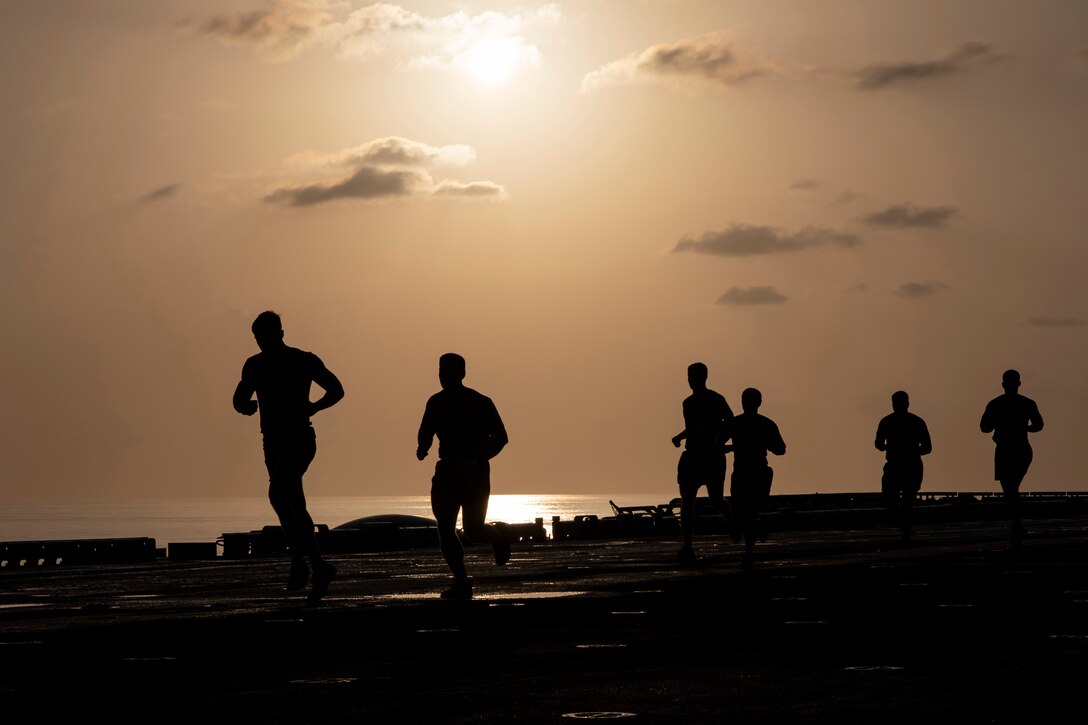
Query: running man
417 353 513 600
233 311 344 605
875 391 932 542
729 388 786 569
670 362 734 563
980 369 1044 548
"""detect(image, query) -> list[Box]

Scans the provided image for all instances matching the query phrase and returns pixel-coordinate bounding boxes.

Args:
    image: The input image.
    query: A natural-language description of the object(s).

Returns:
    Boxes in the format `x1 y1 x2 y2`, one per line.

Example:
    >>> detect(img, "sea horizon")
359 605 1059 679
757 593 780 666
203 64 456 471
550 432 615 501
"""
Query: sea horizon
0 493 654 546
5 486 1084 547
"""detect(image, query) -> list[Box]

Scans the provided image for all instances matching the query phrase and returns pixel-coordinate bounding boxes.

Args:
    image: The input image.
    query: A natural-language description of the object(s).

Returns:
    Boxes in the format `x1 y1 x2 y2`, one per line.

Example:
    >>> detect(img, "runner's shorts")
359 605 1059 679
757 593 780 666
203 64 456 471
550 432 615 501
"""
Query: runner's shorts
262 427 317 487
882 458 923 497
995 444 1032 482
677 450 727 490
731 465 773 512
431 459 491 511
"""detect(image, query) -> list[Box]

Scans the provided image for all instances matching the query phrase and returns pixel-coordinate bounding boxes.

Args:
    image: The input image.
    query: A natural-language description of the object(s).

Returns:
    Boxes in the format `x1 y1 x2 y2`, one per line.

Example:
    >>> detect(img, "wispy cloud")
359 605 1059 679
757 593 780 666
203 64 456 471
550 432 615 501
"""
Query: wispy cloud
856 42 1003 90
264 136 506 207
582 33 770 92
717 286 787 306
264 166 425 206
1026 316 1088 328
790 179 823 191
432 180 507 199
177 0 333 62
283 137 475 171
861 203 958 229
897 282 948 299
180 1 561 76
141 184 181 203
674 223 860 257
331 3 560 75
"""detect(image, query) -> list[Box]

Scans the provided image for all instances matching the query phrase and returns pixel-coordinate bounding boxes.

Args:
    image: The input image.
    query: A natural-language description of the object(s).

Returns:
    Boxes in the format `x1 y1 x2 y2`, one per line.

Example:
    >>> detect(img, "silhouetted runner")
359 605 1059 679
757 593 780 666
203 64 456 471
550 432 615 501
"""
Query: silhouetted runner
417 353 512 600
232 311 344 605
729 388 786 568
875 391 932 542
670 362 734 563
980 369 1044 549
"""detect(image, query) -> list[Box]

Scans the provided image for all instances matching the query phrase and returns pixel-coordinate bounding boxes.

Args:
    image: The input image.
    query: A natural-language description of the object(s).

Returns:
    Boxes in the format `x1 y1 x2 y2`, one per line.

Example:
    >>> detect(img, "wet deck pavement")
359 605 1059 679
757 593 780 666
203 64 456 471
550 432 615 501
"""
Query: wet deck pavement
3 518 1088 723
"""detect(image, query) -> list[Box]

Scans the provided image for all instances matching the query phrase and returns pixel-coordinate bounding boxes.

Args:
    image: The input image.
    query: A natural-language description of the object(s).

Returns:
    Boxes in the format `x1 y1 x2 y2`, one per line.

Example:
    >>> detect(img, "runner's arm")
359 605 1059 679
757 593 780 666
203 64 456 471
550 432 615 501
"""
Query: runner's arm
768 422 786 457
232 368 258 416
874 419 887 452
416 400 435 460
1027 402 1044 433
482 401 509 460
308 361 345 417
918 420 933 456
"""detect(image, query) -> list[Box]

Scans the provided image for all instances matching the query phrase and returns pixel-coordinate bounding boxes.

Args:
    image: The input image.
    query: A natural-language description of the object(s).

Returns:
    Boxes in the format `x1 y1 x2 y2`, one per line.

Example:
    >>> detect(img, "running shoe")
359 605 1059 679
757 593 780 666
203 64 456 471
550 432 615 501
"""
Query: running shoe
306 563 336 606
492 522 512 566
441 578 473 600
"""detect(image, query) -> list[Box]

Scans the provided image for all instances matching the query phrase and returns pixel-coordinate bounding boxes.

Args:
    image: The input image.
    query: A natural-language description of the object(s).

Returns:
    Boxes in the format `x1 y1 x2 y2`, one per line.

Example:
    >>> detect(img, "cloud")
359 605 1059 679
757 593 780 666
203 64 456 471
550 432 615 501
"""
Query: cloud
283 137 475 171
141 184 181 203
433 180 508 200
897 282 948 299
264 137 505 207
861 203 958 228
264 166 425 206
1026 316 1088 328
717 286 787 306
178 0 333 62
790 179 823 191
582 34 769 92
856 42 1003 90
674 223 860 257
182 2 561 79
326 3 560 80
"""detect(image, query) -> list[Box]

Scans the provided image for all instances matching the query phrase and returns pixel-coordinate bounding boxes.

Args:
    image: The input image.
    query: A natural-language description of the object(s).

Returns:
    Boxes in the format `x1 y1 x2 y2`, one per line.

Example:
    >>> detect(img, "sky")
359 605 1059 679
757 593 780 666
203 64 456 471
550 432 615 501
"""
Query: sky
2 1 1087 503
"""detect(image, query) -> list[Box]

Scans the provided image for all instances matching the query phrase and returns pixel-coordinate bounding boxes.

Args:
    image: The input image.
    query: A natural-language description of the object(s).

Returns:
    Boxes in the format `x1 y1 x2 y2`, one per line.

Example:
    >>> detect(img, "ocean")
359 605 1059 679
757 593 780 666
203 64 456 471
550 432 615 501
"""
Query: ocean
0 494 655 546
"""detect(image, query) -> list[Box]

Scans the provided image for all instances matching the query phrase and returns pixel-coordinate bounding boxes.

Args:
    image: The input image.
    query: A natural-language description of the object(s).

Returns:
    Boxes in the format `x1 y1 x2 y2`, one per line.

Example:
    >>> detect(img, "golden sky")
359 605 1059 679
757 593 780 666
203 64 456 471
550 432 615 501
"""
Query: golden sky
2 1 1087 501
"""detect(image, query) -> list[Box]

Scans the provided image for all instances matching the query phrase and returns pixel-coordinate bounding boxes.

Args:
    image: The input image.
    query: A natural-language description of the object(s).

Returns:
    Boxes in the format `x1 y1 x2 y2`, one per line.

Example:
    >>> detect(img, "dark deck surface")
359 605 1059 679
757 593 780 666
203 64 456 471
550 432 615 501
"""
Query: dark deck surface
3 518 1088 723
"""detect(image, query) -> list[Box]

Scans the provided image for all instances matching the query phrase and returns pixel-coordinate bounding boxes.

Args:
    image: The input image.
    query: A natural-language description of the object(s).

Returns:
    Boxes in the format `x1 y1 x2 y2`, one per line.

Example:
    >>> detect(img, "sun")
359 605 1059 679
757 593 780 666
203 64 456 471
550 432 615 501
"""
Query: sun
467 38 524 86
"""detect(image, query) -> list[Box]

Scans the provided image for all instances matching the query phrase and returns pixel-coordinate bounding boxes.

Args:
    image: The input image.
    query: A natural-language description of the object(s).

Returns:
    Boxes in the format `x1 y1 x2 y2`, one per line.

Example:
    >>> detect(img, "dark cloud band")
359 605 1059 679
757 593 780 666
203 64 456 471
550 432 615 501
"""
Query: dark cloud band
857 42 1001 90
674 223 860 256
897 282 949 299
717 286 787 306
264 166 424 206
861 204 958 229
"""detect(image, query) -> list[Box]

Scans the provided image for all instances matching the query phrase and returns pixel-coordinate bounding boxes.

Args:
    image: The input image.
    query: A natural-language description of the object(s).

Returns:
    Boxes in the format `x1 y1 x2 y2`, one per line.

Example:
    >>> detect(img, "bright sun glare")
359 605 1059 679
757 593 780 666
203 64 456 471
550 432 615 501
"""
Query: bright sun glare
467 39 522 85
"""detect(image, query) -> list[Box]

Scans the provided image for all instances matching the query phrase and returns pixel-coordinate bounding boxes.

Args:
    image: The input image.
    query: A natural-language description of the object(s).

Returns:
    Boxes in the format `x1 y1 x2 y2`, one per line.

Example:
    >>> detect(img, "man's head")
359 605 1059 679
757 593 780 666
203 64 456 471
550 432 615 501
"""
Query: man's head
1002 369 1021 393
741 387 762 413
251 311 284 352
892 390 909 413
687 362 708 390
439 352 467 390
